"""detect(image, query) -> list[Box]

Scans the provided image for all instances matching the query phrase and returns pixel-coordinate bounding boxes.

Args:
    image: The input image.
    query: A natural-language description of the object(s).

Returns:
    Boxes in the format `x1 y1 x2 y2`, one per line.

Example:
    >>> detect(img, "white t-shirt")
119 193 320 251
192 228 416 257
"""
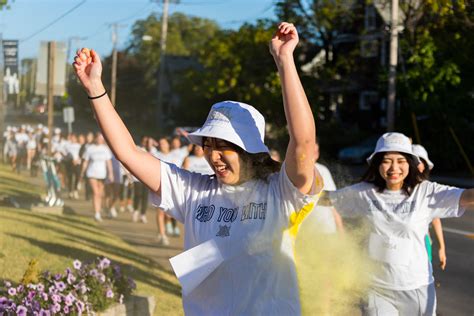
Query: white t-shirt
108 155 124 184
305 163 338 233
168 146 189 166
329 181 465 290
151 162 319 315
65 143 81 162
26 137 37 150
15 132 28 146
185 156 214 175
83 144 112 179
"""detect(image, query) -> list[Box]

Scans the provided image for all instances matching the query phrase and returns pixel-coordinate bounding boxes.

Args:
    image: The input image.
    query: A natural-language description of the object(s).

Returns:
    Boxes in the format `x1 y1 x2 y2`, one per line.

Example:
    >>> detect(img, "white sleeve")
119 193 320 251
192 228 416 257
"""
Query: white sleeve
274 162 320 218
328 183 369 217
150 161 210 223
425 181 465 219
105 147 113 160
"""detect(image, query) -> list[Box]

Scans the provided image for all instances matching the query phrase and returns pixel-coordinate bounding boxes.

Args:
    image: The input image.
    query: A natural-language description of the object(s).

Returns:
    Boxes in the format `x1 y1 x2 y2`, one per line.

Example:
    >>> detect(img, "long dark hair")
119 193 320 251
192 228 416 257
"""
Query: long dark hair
419 158 431 180
239 151 282 181
361 152 423 195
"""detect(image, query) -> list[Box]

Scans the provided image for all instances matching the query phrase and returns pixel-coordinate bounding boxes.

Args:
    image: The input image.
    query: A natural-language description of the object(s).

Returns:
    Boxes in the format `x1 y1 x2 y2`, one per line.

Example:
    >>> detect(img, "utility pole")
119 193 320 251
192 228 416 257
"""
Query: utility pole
111 23 118 107
47 41 56 155
156 0 169 135
109 23 126 107
387 0 399 131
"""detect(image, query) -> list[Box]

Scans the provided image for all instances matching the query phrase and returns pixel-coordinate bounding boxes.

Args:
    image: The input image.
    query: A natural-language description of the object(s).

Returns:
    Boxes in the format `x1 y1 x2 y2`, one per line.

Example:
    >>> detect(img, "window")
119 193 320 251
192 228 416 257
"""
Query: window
365 6 377 31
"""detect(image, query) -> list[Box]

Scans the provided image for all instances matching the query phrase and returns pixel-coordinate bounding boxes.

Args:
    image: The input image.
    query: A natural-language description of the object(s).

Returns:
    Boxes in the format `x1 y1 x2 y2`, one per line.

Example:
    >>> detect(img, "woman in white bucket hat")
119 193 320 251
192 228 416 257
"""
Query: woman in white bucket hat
412 144 447 271
73 22 322 315
324 132 474 315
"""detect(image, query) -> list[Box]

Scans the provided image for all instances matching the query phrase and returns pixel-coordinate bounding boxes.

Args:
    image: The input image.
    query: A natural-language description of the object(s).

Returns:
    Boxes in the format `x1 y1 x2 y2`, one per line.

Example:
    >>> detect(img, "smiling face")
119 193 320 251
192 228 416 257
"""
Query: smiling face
203 137 253 185
378 152 410 191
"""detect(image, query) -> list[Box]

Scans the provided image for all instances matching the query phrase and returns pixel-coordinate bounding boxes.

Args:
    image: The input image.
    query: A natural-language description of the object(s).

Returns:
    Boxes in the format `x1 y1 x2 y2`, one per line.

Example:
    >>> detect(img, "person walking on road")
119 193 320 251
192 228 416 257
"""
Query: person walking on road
323 132 474 316
80 133 113 222
412 144 447 271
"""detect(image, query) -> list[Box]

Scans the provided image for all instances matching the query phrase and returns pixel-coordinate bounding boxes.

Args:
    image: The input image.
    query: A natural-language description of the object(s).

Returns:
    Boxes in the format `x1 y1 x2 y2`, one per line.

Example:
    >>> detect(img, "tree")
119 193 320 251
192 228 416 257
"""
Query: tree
170 20 291 145
127 12 220 92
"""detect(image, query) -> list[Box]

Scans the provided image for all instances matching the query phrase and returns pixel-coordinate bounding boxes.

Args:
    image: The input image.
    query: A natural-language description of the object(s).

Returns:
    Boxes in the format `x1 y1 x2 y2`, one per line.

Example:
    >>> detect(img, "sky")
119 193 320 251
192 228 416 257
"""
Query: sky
0 0 277 61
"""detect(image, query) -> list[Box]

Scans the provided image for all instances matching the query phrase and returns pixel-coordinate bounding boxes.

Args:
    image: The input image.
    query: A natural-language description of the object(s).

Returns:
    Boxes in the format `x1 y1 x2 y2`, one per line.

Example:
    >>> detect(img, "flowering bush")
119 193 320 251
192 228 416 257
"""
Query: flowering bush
0 257 136 315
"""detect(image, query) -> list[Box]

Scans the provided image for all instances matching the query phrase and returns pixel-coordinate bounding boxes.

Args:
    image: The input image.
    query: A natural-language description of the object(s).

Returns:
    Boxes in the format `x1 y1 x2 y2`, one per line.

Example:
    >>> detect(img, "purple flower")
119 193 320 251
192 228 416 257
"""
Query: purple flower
65 293 75 306
37 284 45 292
106 289 114 298
54 281 66 292
16 305 28 316
41 293 48 301
80 285 88 294
51 303 61 313
4 281 11 288
17 285 24 293
67 273 76 285
27 290 36 300
113 264 121 274
98 274 106 283
63 305 70 314
51 294 61 303
89 269 98 277
54 274 62 281
128 277 137 289
39 309 51 316
75 300 85 314
73 260 82 270
98 257 111 270
7 288 16 296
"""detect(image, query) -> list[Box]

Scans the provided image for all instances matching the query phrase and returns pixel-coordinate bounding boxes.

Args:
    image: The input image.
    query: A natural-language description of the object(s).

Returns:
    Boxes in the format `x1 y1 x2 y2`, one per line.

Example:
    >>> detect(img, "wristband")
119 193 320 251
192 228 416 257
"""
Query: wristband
87 90 107 100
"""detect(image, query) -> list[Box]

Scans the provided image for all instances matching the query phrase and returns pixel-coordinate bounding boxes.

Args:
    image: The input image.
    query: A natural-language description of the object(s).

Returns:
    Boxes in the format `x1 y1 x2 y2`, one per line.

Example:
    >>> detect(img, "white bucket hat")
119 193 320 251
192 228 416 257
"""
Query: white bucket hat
187 101 269 154
412 144 434 170
367 132 417 164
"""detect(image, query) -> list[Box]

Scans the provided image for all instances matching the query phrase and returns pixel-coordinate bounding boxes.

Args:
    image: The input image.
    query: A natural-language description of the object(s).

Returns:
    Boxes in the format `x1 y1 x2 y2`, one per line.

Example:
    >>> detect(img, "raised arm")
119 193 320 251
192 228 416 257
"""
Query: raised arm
72 49 161 193
269 22 321 194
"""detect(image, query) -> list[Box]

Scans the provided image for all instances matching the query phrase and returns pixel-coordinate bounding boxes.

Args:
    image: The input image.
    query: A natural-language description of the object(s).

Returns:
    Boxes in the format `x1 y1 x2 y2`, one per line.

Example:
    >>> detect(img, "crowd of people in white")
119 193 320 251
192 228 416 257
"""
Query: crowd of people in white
1 124 214 245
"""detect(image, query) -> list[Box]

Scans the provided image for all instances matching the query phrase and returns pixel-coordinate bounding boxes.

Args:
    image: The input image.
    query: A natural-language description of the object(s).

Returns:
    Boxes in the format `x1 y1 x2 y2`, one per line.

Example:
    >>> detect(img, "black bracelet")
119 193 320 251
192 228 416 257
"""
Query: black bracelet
87 90 107 100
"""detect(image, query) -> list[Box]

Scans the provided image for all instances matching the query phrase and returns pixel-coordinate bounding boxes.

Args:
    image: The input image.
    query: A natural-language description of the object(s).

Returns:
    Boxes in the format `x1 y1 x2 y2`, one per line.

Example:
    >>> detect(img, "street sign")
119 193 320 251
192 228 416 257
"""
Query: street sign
63 106 74 123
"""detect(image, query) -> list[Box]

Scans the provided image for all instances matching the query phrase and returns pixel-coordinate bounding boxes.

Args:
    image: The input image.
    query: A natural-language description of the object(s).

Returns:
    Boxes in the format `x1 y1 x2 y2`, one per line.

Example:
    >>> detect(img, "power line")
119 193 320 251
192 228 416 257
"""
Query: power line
114 2 155 23
20 0 87 43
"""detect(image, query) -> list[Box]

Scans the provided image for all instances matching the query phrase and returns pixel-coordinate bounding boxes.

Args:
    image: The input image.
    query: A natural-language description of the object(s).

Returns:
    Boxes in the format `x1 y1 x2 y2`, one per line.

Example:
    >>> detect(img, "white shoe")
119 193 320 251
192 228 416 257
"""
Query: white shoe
127 204 134 213
132 210 139 222
173 226 180 237
157 234 170 246
166 222 173 235
94 213 103 222
140 215 148 224
109 207 118 218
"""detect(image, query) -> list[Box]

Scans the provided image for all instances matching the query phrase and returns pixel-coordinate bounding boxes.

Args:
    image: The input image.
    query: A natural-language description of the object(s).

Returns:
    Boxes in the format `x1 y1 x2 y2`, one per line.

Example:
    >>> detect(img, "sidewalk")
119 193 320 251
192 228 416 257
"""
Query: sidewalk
31 175 184 273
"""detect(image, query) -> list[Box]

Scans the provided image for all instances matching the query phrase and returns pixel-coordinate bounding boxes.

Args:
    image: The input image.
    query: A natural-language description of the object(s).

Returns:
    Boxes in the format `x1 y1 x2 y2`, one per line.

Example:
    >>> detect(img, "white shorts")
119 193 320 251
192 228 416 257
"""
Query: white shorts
362 283 436 316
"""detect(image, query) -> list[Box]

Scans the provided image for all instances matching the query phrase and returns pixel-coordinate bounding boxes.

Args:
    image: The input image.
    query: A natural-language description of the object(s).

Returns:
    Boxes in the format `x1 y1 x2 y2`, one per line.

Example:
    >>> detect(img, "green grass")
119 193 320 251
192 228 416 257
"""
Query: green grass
0 164 183 315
